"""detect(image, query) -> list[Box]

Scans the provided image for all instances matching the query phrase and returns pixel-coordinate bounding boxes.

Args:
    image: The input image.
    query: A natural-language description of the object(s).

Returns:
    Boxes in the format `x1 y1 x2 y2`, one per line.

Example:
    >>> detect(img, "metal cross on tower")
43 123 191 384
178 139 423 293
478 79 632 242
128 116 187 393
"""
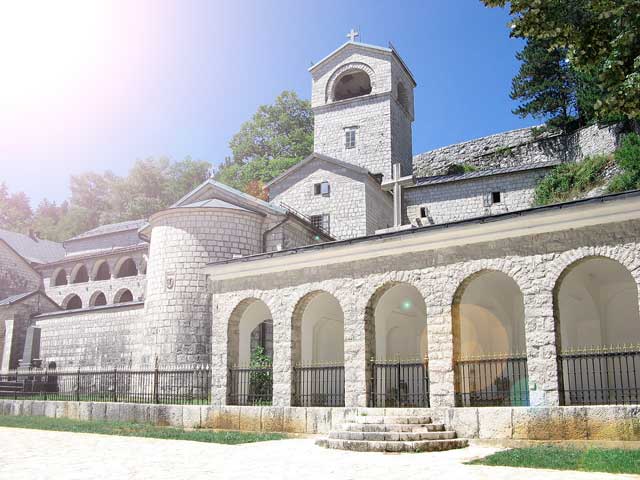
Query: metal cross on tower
346 28 359 42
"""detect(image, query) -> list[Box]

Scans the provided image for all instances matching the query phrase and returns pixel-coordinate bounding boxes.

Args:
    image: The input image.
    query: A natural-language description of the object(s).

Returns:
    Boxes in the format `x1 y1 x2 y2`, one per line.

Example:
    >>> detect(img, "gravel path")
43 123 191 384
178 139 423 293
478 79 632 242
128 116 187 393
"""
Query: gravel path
0 427 638 480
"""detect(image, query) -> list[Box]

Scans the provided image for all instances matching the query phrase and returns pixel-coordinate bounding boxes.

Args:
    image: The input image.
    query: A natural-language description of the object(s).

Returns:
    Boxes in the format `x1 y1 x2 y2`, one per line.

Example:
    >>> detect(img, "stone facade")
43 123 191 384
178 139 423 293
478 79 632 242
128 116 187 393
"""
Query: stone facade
0 242 42 300
269 156 393 239
311 43 415 179
208 198 640 409
35 303 143 367
403 167 551 225
412 123 629 178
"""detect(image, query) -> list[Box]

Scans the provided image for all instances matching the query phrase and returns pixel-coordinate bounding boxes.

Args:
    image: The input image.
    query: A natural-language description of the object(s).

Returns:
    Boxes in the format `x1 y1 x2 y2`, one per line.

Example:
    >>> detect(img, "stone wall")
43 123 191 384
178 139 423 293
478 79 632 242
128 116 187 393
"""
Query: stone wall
210 218 640 409
3 400 640 440
0 242 41 300
403 167 551 225
412 123 628 178
35 303 144 367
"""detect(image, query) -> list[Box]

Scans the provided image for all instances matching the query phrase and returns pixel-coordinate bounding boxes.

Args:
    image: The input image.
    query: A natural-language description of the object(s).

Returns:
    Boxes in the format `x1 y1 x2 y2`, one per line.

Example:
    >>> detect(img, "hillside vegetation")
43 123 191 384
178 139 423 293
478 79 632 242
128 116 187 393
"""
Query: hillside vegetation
534 132 640 205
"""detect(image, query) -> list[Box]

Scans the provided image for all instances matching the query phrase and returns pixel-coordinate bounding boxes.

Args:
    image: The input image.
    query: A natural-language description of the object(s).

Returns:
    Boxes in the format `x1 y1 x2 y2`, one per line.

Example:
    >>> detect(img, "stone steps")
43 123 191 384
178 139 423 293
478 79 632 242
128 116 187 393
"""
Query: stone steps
316 414 468 453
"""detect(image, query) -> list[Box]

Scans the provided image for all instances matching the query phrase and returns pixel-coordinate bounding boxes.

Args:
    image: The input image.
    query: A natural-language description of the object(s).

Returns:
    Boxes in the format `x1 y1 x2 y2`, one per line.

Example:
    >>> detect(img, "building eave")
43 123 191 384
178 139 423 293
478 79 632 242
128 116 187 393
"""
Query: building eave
202 190 640 281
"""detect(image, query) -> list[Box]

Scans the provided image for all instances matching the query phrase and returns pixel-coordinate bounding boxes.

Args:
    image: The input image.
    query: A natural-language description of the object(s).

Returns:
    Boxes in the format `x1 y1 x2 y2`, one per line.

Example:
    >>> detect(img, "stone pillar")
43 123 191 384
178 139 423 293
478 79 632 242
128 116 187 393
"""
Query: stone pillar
0 319 13 372
210 295 228 406
524 291 560 406
272 302 292 407
426 302 456 407
344 285 369 407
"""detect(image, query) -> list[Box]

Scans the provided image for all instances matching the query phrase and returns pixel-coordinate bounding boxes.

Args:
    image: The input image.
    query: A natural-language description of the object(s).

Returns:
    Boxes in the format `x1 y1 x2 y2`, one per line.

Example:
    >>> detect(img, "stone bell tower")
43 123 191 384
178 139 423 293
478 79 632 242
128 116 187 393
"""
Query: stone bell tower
309 31 416 179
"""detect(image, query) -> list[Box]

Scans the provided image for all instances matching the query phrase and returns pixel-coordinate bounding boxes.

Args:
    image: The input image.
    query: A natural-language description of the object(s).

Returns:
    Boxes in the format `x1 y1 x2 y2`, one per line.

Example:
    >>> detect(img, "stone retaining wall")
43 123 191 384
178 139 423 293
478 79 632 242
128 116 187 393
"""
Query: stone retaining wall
2 400 639 440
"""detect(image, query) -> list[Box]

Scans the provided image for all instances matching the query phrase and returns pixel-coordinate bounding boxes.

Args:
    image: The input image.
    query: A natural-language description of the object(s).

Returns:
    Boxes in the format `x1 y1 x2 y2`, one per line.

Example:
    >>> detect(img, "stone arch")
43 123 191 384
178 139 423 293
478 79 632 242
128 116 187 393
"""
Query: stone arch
91 260 111 281
451 269 529 406
114 257 138 278
397 81 409 111
51 268 68 286
69 264 89 284
226 297 273 405
290 290 345 406
114 288 134 304
325 62 376 103
62 293 82 310
553 255 640 405
89 291 107 307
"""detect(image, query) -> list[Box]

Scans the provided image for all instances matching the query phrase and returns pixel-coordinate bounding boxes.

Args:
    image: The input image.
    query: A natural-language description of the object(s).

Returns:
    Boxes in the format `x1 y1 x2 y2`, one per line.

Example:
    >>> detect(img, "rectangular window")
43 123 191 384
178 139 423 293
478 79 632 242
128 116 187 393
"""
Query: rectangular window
419 206 428 218
313 181 330 196
345 129 356 149
492 191 502 204
310 214 330 233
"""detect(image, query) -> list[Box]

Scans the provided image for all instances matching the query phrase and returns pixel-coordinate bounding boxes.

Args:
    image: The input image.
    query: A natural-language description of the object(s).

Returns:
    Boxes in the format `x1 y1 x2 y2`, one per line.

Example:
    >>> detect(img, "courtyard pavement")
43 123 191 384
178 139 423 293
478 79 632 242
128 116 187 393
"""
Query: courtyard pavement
1 427 638 480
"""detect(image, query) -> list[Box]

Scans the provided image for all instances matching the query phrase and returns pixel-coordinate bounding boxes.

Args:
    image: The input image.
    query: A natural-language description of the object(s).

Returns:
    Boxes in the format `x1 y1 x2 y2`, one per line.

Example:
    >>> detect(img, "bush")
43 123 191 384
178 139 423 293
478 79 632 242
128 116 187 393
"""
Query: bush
608 132 640 192
534 154 611 205
445 163 477 175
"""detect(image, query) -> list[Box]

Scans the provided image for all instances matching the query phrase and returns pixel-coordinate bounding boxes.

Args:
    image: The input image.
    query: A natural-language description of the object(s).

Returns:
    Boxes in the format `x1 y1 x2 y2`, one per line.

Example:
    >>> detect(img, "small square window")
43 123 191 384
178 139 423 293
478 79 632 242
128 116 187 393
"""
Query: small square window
345 129 356 149
310 213 330 233
491 191 502 204
313 181 330 196
419 206 428 218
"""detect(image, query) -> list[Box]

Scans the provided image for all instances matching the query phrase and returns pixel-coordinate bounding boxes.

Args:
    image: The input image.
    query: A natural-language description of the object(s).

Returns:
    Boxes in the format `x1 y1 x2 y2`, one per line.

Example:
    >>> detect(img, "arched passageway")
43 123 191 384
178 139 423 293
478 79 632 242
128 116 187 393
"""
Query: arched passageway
52 268 68 286
555 257 640 405
227 299 273 406
70 264 89 284
114 289 134 304
93 261 111 281
366 282 429 407
90 291 107 307
115 258 138 278
291 291 344 406
63 294 83 310
333 70 372 101
453 271 529 407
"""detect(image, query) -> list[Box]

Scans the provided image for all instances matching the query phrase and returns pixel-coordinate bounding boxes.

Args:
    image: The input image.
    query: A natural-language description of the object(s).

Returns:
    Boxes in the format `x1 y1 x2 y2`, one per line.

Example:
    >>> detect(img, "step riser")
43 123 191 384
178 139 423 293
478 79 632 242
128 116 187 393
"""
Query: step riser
354 416 431 425
330 431 457 441
316 438 468 453
342 423 445 432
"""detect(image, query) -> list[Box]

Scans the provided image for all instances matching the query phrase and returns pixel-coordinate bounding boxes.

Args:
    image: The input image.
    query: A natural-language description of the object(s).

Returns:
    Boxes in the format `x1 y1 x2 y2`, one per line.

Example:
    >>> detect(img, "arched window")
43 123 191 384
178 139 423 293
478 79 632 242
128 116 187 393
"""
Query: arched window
333 70 372 101
90 291 107 307
93 261 111 281
70 264 89 284
52 269 68 287
63 294 83 310
114 289 134 304
115 258 138 278
397 82 409 111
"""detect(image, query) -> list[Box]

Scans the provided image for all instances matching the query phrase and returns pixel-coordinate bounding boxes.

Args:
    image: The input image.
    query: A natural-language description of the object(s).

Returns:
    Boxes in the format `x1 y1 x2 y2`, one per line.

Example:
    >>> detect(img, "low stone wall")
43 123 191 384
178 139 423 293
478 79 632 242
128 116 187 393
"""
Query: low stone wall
2 400 640 441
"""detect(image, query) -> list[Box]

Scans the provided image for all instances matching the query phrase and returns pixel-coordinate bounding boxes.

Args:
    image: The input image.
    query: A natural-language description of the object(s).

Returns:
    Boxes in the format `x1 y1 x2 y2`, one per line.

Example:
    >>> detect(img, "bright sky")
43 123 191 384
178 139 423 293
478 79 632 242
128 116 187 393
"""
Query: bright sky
0 0 537 207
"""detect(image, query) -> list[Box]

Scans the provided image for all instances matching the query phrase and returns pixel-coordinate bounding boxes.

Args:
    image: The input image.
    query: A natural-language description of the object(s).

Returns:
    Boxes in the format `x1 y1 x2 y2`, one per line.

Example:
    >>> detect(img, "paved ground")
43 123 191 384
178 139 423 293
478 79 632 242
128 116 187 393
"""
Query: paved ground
1 427 638 480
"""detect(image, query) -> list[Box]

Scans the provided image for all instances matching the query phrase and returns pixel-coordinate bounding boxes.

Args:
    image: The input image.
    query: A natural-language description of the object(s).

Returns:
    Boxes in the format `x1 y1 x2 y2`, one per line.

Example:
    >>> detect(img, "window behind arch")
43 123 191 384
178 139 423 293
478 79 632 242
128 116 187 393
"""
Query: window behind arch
333 70 372 101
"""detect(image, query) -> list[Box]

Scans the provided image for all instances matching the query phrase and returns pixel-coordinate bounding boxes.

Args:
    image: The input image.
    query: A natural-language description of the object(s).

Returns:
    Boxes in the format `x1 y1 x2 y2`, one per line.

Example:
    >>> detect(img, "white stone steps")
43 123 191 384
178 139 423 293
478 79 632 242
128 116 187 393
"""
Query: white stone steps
342 423 446 432
329 430 457 442
353 415 432 424
316 438 468 453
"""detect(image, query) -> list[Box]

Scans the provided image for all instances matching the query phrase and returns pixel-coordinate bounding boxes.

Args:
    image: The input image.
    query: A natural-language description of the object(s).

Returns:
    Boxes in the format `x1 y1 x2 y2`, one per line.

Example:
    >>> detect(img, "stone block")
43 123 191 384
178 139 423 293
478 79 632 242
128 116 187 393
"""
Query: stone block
513 407 566 440
283 407 306 433
44 402 57 418
105 403 120 422
54 402 66 419
91 402 107 422
8 400 21 416
478 407 513 439
239 406 261 432
118 403 135 423
586 406 640 441
447 407 478 438
306 407 331 434
261 407 284 432
182 406 201 429
21 400 33 417
150 405 182 427
202 406 240 430
78 402 92 421
64 402 80 420
133 403 150 424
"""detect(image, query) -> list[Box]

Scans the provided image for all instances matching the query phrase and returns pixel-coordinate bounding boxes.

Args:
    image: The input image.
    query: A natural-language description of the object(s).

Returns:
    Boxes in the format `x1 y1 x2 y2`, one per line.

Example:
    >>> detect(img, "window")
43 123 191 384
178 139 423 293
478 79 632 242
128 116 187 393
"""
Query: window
345 129 356 149
419 206 428 218
491 191 502 204
314 181 330 196
310 214 330 233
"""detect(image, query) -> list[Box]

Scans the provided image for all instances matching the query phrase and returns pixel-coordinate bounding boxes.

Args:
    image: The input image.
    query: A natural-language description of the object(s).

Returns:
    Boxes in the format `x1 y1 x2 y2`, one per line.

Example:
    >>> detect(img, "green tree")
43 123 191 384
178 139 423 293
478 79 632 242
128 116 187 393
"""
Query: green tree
216 91 313 195
0 183 33 233
483 0 640 120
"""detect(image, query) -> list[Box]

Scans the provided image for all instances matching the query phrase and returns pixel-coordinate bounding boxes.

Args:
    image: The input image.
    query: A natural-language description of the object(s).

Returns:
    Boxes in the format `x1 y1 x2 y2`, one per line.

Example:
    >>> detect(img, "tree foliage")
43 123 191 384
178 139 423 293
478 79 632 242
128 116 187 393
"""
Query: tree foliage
215 91 313 193
483 0 640 120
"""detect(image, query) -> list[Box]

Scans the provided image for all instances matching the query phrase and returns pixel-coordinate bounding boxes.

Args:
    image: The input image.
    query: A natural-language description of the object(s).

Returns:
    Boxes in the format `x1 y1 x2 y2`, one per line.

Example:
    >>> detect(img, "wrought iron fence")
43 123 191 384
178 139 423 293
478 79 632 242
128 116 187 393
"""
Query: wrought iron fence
558 346 640 406
455 354 529 407
227 365 273 406
0 364 211 404
293 363 344 407
368 357 429 408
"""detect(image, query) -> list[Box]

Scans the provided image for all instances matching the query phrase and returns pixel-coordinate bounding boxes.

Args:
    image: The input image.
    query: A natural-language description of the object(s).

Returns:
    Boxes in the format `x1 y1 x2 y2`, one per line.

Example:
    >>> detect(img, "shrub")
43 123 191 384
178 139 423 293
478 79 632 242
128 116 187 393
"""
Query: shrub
608 132 640 192
445 163 477 175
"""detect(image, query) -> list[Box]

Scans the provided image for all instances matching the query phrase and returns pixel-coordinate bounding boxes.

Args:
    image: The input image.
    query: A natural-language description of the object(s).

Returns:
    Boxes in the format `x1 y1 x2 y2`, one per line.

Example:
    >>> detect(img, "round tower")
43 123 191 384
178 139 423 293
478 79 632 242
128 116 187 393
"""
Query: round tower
137 200 264 366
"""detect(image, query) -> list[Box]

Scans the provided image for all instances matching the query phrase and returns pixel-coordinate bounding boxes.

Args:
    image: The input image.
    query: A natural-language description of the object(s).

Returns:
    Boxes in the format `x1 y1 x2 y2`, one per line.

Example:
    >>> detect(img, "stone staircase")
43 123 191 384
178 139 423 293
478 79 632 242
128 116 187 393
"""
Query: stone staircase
316 415 468 453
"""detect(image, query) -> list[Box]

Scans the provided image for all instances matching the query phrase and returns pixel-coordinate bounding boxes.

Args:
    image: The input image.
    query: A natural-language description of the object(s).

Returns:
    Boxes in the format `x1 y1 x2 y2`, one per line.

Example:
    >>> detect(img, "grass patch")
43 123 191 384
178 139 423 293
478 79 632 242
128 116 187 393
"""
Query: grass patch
0 415 286 444
468 445 640 475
